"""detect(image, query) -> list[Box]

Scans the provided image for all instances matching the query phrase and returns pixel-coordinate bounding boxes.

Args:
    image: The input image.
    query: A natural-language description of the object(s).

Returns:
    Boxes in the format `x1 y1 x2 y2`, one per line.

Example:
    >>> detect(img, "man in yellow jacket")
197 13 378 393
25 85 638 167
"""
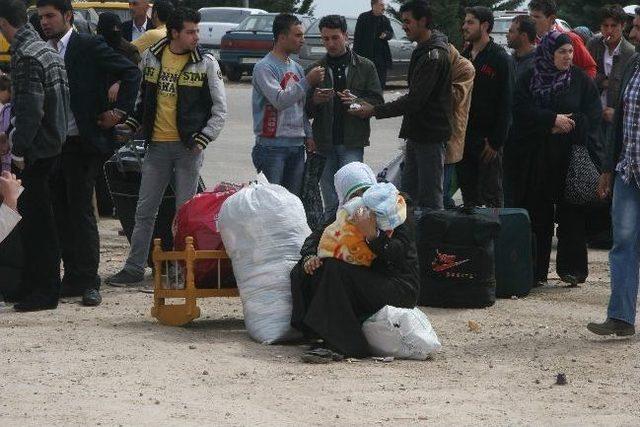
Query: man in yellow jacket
132 0 173 54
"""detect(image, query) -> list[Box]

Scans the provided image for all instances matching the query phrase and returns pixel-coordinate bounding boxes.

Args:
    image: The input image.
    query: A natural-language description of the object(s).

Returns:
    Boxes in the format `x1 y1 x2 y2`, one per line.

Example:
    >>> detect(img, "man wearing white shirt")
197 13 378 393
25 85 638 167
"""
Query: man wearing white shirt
122 0 155 42
37 0 141 306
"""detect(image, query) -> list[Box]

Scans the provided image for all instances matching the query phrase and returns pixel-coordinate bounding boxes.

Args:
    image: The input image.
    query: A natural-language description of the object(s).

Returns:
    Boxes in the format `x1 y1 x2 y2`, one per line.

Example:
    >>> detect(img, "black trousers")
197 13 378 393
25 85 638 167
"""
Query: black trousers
373 55 388 89
528 201 588 282
290 258 417 358
19 156 61 300
457 136 504 208
53 138 104 290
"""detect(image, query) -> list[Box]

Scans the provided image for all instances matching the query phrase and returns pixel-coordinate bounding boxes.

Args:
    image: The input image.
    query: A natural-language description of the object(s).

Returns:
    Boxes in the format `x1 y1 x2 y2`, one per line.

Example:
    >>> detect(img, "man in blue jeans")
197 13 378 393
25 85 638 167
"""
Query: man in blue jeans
106 8 227 286
251 14 324 195
587 9 640 337
305 15 383 221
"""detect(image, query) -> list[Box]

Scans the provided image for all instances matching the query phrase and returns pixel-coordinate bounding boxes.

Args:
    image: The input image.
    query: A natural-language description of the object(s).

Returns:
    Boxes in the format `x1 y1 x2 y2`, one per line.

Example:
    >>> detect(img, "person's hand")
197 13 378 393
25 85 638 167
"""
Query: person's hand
379 32 387 39
97 110 124 130
192 145 203 154
0 133 9 155
306 66 326 87
108 82 121 104
348 101 375 119
303 256 323 275
352 207 378 241
603 107 615 124
337 89 357 105
305 138 317 153
601 78 610 89
481 139 498 164
114 123 133 143
554 114 575 134
0 171 22 211
597 172 613 200
312 88 334 105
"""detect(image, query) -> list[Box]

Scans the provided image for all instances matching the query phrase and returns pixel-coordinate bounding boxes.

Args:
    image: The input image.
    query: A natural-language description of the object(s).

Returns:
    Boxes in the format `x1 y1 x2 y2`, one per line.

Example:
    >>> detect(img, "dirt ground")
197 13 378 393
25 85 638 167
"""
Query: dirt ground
1 218 638 426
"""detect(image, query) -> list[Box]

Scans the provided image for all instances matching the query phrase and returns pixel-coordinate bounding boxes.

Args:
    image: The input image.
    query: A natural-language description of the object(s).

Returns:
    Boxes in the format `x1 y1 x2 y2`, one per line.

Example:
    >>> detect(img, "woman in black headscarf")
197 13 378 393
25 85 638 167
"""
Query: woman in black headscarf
510 31 605 287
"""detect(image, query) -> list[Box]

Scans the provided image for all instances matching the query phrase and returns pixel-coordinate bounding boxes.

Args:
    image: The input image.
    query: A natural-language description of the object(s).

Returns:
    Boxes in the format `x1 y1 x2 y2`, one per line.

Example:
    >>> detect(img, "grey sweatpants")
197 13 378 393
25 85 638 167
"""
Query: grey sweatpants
401 139 445 210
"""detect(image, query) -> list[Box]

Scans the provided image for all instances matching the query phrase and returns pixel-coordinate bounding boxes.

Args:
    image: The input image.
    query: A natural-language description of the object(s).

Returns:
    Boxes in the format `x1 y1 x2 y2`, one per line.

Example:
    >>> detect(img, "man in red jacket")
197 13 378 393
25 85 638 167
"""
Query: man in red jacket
529 0 596 78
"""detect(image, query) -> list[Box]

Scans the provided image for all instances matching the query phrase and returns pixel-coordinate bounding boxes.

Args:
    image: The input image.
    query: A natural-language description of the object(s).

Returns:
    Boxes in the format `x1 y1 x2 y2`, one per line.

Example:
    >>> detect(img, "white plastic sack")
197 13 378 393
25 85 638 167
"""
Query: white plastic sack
218 179 309 344
362 306 441 360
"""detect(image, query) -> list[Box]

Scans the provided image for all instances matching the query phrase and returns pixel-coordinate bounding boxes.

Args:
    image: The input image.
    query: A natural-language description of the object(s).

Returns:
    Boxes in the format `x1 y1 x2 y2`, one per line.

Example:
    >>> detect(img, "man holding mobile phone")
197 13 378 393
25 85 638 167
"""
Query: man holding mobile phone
305 15 384 221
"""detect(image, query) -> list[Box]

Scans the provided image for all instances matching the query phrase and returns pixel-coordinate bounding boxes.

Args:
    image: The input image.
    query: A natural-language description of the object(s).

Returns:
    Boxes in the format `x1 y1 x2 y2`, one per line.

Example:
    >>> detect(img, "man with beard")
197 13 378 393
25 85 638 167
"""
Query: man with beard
37 0 141 305
350 0 452 210
507 15 537 80
457 6 514 208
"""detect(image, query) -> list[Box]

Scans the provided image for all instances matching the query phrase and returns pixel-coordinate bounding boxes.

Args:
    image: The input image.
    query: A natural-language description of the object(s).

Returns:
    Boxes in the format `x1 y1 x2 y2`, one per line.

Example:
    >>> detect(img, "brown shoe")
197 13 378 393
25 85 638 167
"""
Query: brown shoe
587 319 635 337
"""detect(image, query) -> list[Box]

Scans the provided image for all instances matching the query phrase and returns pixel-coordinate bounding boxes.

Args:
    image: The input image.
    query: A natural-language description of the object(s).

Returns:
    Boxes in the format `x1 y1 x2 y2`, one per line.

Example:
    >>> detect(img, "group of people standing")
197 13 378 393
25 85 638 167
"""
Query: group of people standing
248 0 639 358
0 0 227 311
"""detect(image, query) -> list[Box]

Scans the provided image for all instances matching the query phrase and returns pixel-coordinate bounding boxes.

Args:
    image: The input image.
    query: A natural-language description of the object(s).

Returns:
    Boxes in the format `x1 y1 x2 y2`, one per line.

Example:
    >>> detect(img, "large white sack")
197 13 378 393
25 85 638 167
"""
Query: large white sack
218 180 310 344
362 306 442 360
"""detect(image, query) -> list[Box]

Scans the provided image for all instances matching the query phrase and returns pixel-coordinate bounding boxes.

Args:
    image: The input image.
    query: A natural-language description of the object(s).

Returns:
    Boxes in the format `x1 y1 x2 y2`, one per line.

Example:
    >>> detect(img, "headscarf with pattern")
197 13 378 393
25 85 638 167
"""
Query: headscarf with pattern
530 31 573 107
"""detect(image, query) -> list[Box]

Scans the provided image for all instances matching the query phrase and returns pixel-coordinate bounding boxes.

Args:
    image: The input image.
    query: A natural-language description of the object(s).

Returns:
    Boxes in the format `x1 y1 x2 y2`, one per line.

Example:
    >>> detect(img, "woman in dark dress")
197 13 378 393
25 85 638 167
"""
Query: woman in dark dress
510 31 606 287
290 162 420 361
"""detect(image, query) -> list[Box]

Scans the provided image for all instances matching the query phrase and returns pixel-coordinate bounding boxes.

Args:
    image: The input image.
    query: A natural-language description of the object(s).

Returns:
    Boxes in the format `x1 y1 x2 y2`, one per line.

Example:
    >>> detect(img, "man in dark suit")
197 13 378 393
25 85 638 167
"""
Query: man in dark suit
122 0 155 42
37 0 141 306
353 0 394 88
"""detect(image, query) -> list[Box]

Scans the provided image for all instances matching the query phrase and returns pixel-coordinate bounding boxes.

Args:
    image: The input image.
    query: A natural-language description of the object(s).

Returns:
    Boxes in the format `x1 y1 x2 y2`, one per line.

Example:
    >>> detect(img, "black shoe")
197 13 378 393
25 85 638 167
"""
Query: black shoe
106 269 144 287
301 348 344 364
82 288 102 307
14 295 58 312
560 275 586 288
587 319 635 337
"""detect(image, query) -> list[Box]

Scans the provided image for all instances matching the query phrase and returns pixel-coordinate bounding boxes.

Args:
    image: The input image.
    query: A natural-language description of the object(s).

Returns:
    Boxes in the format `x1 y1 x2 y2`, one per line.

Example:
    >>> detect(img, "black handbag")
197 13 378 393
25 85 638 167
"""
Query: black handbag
563 144 602 205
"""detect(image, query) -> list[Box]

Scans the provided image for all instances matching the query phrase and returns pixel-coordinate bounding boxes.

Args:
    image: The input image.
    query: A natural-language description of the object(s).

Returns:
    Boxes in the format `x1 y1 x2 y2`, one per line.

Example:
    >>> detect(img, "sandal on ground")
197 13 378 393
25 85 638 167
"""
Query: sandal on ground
301 348 344 364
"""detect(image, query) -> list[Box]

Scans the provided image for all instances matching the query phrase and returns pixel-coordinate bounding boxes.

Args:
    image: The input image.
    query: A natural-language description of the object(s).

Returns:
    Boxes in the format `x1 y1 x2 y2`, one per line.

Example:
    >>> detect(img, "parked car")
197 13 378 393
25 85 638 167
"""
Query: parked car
198 7 267 59
220 13 314 82
294 16 414 83
493 14 571 50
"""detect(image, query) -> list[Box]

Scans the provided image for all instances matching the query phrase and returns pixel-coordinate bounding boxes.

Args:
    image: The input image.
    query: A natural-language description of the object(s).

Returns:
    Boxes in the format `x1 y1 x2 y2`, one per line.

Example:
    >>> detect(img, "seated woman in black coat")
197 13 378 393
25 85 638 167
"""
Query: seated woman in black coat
510 31 605 287
290 162 420 361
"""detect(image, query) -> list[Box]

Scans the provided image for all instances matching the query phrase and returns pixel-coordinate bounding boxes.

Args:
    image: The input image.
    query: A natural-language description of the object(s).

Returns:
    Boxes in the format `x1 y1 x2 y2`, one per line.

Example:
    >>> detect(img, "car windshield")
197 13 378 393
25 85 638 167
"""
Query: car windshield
200 9 251 24
236 15 276 32
493 19 512 33
306 18 357 36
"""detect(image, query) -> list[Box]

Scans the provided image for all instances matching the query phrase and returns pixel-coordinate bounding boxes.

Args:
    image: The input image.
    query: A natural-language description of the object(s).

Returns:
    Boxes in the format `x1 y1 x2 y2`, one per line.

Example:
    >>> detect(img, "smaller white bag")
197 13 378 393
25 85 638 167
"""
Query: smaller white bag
362 306 441 360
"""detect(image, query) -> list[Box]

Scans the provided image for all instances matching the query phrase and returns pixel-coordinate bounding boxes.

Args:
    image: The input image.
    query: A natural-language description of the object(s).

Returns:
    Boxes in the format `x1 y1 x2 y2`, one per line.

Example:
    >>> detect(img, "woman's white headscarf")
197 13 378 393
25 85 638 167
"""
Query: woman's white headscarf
334 162 377 207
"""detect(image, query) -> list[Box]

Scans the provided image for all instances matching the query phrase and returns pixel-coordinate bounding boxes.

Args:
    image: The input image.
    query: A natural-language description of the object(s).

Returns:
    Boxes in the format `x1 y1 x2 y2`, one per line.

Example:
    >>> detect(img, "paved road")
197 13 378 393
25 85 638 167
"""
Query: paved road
199 80 405 187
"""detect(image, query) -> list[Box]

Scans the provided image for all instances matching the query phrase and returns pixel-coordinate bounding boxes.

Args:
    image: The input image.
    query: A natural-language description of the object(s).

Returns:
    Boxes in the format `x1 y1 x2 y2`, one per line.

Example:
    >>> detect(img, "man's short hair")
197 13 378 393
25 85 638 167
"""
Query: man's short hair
465 6 494 33
0 0 27 28
528 0 558 17
0 74 10 92
371 0 382 6
152 0 174 23
318 15 347 33
600 4 627 25
513 15 536 43
272 13 302 40
35 0 73 16
399 0 433 30
166 7 200 39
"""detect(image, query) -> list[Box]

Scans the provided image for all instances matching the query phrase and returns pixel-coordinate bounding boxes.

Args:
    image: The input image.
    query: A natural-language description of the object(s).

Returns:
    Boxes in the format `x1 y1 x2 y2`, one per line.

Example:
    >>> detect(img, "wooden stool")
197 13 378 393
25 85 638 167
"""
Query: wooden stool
151 236 239 326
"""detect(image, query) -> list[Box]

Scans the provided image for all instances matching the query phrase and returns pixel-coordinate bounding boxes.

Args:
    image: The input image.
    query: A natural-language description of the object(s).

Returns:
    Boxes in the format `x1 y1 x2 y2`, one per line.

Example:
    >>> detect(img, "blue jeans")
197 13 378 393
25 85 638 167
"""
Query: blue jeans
608 174 640 325
252 144 305 196
125 142 203 275
443 164 456 209
319 145 364 221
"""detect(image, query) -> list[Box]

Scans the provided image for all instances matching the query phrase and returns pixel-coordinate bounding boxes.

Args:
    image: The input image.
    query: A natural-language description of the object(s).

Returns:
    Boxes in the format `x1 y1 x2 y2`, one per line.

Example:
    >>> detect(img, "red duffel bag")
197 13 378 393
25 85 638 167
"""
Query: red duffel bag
173 183 242 288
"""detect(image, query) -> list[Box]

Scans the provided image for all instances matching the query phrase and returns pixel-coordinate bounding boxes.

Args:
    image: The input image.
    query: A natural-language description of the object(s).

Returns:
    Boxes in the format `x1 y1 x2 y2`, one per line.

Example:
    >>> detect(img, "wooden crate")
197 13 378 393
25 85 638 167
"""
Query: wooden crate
151 236 238 326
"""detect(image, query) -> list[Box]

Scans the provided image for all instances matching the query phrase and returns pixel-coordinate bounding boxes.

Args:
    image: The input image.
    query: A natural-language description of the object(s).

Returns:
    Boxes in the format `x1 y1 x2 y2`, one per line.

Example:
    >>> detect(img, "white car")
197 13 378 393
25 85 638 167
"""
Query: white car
198 7 267 58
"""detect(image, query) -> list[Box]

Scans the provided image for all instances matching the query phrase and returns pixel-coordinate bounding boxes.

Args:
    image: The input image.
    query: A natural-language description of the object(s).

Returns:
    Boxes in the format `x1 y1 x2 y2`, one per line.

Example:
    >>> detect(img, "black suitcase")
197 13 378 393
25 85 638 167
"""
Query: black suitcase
416 207 501 308
104 143 204 267
476 208 534 298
